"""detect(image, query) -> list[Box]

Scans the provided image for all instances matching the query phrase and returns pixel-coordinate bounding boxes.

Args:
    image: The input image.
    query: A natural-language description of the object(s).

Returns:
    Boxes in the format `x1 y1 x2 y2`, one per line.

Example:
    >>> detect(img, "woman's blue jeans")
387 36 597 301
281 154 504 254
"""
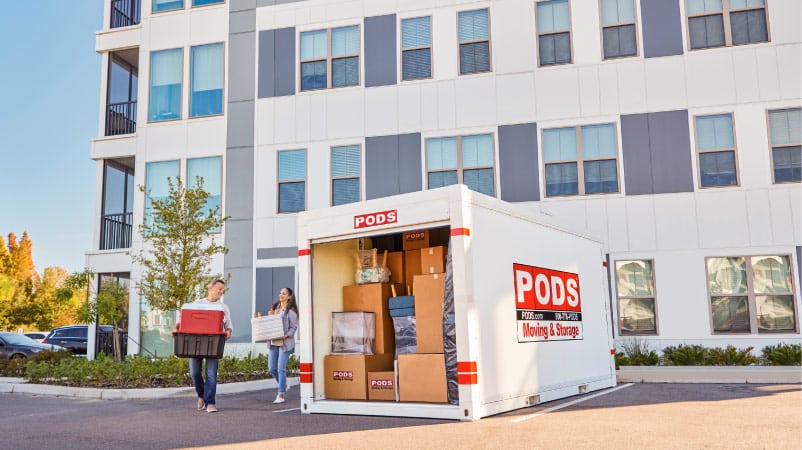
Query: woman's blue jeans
268 344 292 394
189 357 219 406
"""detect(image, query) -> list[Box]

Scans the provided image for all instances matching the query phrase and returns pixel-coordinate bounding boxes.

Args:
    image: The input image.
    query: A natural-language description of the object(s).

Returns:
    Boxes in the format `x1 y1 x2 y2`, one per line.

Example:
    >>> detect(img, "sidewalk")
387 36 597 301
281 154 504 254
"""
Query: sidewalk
616 366 801 384
0 376 298 400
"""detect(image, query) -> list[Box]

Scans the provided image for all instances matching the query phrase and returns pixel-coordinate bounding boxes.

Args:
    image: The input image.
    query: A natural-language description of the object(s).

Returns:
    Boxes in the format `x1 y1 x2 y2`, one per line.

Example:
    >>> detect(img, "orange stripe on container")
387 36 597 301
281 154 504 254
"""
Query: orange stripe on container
610 349 616 355
458 373 478 385
298 249 311 256
300 373 313 383
457 361 477 372
300 363 313 372
450 228 471 236
602 261 608 267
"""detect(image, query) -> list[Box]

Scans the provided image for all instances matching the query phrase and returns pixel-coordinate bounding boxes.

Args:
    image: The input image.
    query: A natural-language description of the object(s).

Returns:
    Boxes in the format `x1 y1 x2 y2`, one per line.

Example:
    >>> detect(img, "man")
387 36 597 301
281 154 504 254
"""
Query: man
173 279 233 413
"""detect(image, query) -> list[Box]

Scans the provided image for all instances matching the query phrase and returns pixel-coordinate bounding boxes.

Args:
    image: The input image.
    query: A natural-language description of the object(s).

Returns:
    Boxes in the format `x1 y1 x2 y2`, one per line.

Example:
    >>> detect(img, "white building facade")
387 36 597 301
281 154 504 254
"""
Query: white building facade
89 0 801 357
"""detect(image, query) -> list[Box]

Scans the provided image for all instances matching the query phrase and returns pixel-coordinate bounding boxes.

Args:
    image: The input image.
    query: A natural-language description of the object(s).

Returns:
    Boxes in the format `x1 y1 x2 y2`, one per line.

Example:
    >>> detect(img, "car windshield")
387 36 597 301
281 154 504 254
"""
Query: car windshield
0 333 38 345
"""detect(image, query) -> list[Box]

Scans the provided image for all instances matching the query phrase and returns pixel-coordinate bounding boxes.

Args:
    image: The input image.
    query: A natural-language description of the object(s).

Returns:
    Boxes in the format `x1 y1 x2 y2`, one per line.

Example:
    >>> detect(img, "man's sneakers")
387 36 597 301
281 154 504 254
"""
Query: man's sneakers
197 398 205 411
206 404 218 413
273 393 286 404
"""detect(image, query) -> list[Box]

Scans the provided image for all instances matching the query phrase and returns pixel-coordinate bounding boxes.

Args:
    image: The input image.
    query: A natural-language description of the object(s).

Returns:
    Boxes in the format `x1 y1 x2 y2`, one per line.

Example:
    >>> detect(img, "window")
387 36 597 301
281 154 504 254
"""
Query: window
188 156 222 232
193 0 224 6
331 145 361 206
100 161 134 250
707 255 797 333
148 48 182 122
144 160 179 228
615 260 657 335
190 43 224 118
695 113 738 187
153 0 183 13
458 9 491 74
542 124 619 196
300 25 360 91
767 108 801 183
401 16 432 80
686 0 768 50
600 0 637 59
426 134 495 196
536 0 572 66
278 150 306 213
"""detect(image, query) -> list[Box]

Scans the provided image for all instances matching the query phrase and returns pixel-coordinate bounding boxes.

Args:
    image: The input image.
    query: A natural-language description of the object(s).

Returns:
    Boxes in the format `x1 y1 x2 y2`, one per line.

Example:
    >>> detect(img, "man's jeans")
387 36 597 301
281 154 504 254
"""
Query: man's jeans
268 345 292 394
189 357 219 406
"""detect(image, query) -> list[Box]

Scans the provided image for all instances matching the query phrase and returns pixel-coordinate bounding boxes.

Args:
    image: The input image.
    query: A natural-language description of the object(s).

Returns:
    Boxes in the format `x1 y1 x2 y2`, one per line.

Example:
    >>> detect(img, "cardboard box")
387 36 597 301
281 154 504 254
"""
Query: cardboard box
342 284 395 354
386 251 405 284
413 274 445 353
251 314 284 343
180 309 225 334
324 354 394 400
398 353 447 403
173 333 225 358
404 249 421 295
368 371 397 401
420 246 447 274
402 229 430 250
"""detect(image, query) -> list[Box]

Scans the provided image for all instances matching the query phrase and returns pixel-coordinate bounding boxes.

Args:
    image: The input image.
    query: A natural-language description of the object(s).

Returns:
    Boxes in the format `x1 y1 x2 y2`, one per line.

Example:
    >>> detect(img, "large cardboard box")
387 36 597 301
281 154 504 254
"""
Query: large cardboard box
324 354 394 400
404 249 421 295
342 284 395 354
386 251 404 284
398 353 447 403
402 229 430 250
367 371 397 401
413 274 446 353
420 246 446 274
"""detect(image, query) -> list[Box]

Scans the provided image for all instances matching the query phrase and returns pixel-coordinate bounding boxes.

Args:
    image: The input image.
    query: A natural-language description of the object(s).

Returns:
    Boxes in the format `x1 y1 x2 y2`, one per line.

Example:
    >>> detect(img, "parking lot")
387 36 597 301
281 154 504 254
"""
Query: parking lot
2 382 800 449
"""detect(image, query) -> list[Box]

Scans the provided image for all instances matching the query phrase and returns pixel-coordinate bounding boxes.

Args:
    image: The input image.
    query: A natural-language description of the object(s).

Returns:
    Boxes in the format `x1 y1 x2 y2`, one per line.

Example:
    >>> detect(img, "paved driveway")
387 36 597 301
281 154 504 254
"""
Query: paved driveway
3 383 800 449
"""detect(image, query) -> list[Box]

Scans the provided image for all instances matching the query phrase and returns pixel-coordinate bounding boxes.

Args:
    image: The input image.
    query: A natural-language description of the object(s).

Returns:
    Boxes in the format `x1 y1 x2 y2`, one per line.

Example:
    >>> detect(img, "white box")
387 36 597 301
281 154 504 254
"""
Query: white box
251 314 284 343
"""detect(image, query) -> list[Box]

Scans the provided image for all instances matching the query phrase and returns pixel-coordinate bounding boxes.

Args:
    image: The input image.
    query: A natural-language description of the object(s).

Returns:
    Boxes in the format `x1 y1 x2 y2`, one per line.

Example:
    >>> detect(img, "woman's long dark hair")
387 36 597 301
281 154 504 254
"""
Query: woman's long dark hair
272 287 298 315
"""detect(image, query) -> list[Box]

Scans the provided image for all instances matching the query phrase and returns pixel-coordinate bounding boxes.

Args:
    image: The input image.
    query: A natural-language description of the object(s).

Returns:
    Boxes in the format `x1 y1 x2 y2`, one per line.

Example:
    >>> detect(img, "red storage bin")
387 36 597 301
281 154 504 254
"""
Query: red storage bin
180 309 225 334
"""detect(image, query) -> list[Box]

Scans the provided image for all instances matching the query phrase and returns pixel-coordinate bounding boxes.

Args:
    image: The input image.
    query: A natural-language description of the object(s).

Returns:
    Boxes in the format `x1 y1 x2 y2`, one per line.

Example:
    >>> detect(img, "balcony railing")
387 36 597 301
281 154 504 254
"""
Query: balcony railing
111 0 141 28
106 101 137 136
101 212 133 250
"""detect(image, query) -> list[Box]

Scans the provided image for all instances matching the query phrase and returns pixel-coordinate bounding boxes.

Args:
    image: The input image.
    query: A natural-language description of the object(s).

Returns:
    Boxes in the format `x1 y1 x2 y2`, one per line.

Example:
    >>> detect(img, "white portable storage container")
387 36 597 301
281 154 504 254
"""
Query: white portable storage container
297 185 616 421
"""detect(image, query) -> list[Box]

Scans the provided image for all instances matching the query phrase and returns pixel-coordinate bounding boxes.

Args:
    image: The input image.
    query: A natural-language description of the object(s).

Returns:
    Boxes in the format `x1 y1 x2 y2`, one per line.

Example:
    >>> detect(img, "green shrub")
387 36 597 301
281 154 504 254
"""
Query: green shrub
662 344 710 366
762 343 802 366
617 339 659 366
708 345 758 366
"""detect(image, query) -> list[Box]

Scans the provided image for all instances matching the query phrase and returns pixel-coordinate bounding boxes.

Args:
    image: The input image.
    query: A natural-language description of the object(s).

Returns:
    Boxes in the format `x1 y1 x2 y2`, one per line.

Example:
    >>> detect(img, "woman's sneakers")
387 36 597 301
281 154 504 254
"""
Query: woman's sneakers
273 393 286 404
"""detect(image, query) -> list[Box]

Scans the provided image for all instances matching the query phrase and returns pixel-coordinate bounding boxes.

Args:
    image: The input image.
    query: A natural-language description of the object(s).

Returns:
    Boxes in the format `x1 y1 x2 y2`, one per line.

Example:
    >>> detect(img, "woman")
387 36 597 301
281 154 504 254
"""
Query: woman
268 287 299 404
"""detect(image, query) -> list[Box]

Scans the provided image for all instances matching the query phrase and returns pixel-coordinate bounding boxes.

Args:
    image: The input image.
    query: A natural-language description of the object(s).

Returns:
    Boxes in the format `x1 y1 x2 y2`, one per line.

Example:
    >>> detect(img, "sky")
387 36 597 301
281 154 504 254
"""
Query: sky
0 2 104 273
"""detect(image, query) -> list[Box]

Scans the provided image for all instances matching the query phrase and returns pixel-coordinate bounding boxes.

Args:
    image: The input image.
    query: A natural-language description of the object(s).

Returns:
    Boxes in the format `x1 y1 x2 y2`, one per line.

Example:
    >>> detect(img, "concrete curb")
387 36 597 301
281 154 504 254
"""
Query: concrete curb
0 377 297 400
617 366 802 384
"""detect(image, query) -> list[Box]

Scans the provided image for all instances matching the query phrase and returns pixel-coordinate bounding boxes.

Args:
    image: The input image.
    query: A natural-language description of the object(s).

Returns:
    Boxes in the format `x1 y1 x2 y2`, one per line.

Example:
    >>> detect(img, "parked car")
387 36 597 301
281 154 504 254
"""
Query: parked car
42 325 117 356
23 331 49 343
0 332 65 359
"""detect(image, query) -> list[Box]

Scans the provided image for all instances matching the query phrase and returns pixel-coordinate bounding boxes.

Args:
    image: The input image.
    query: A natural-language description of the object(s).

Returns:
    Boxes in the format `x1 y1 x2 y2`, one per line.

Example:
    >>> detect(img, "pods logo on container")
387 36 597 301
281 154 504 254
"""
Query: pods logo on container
354 210 397 229
513 263 584 342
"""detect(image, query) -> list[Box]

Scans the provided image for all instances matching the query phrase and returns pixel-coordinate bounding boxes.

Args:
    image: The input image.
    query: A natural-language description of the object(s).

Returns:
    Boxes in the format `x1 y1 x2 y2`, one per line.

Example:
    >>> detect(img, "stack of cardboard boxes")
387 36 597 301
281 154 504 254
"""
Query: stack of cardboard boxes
324 229 449 403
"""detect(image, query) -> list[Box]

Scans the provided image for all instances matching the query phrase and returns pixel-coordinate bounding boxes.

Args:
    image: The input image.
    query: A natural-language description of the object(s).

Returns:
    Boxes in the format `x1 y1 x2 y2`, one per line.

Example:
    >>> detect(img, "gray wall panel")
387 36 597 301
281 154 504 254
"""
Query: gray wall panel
274 27 296 97
257 247 298 259
229 33 256 102
230 9 255 34
257 30 276 98
620 113 654 195
364 14 397 88
255 266 295 317
224 148 255 217
648 110 694 194
498 123 540 202
226 101 255 147
231 0 257 12
224 219 254 268
225 267 252 342
257 0 305 6
641 0 684 58
365 135 400 200
398 133 422 194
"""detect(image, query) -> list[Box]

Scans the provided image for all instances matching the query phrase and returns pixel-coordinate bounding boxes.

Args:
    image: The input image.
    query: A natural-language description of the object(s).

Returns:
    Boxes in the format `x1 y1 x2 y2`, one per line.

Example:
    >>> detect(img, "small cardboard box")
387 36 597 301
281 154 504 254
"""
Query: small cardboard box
180 309 225 335
413 274 445 353
398 353 447 403
403 249 421 295
324 354 394 400
402 229 430 250
342 284 395 354
386 251 405 284
420 246 446 274
368 371 397 401
251 314 284 343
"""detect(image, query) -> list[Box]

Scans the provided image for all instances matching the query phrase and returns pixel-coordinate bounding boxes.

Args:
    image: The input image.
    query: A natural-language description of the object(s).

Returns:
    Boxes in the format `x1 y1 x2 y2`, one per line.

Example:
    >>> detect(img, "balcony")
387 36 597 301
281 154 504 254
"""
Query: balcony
106 101 137 136
106 49 138 137
100 159 135 250
101 212 133 250
111 0 141 28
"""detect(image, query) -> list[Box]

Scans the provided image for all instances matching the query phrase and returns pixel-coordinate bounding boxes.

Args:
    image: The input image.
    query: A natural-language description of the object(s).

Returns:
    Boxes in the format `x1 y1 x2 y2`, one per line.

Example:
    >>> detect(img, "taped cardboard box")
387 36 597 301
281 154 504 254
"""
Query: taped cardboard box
403 249 421 295
402 229 429 250
420 246 446 274
251 314 284 343
386 251 404 284
368 371 397 401
324 354 394 400
398 353 447 403
342 284 395 354
413 273 446 353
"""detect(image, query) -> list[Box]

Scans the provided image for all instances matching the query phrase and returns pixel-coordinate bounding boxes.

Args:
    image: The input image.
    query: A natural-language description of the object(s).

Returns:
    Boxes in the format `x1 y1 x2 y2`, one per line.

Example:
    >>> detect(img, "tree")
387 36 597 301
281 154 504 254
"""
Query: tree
0 234 8 274
76 279 128 360
132 176 228 312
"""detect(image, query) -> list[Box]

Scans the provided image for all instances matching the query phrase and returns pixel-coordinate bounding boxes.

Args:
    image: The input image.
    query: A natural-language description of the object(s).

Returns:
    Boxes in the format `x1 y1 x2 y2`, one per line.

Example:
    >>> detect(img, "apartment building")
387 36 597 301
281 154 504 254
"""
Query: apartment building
88 0 801 358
